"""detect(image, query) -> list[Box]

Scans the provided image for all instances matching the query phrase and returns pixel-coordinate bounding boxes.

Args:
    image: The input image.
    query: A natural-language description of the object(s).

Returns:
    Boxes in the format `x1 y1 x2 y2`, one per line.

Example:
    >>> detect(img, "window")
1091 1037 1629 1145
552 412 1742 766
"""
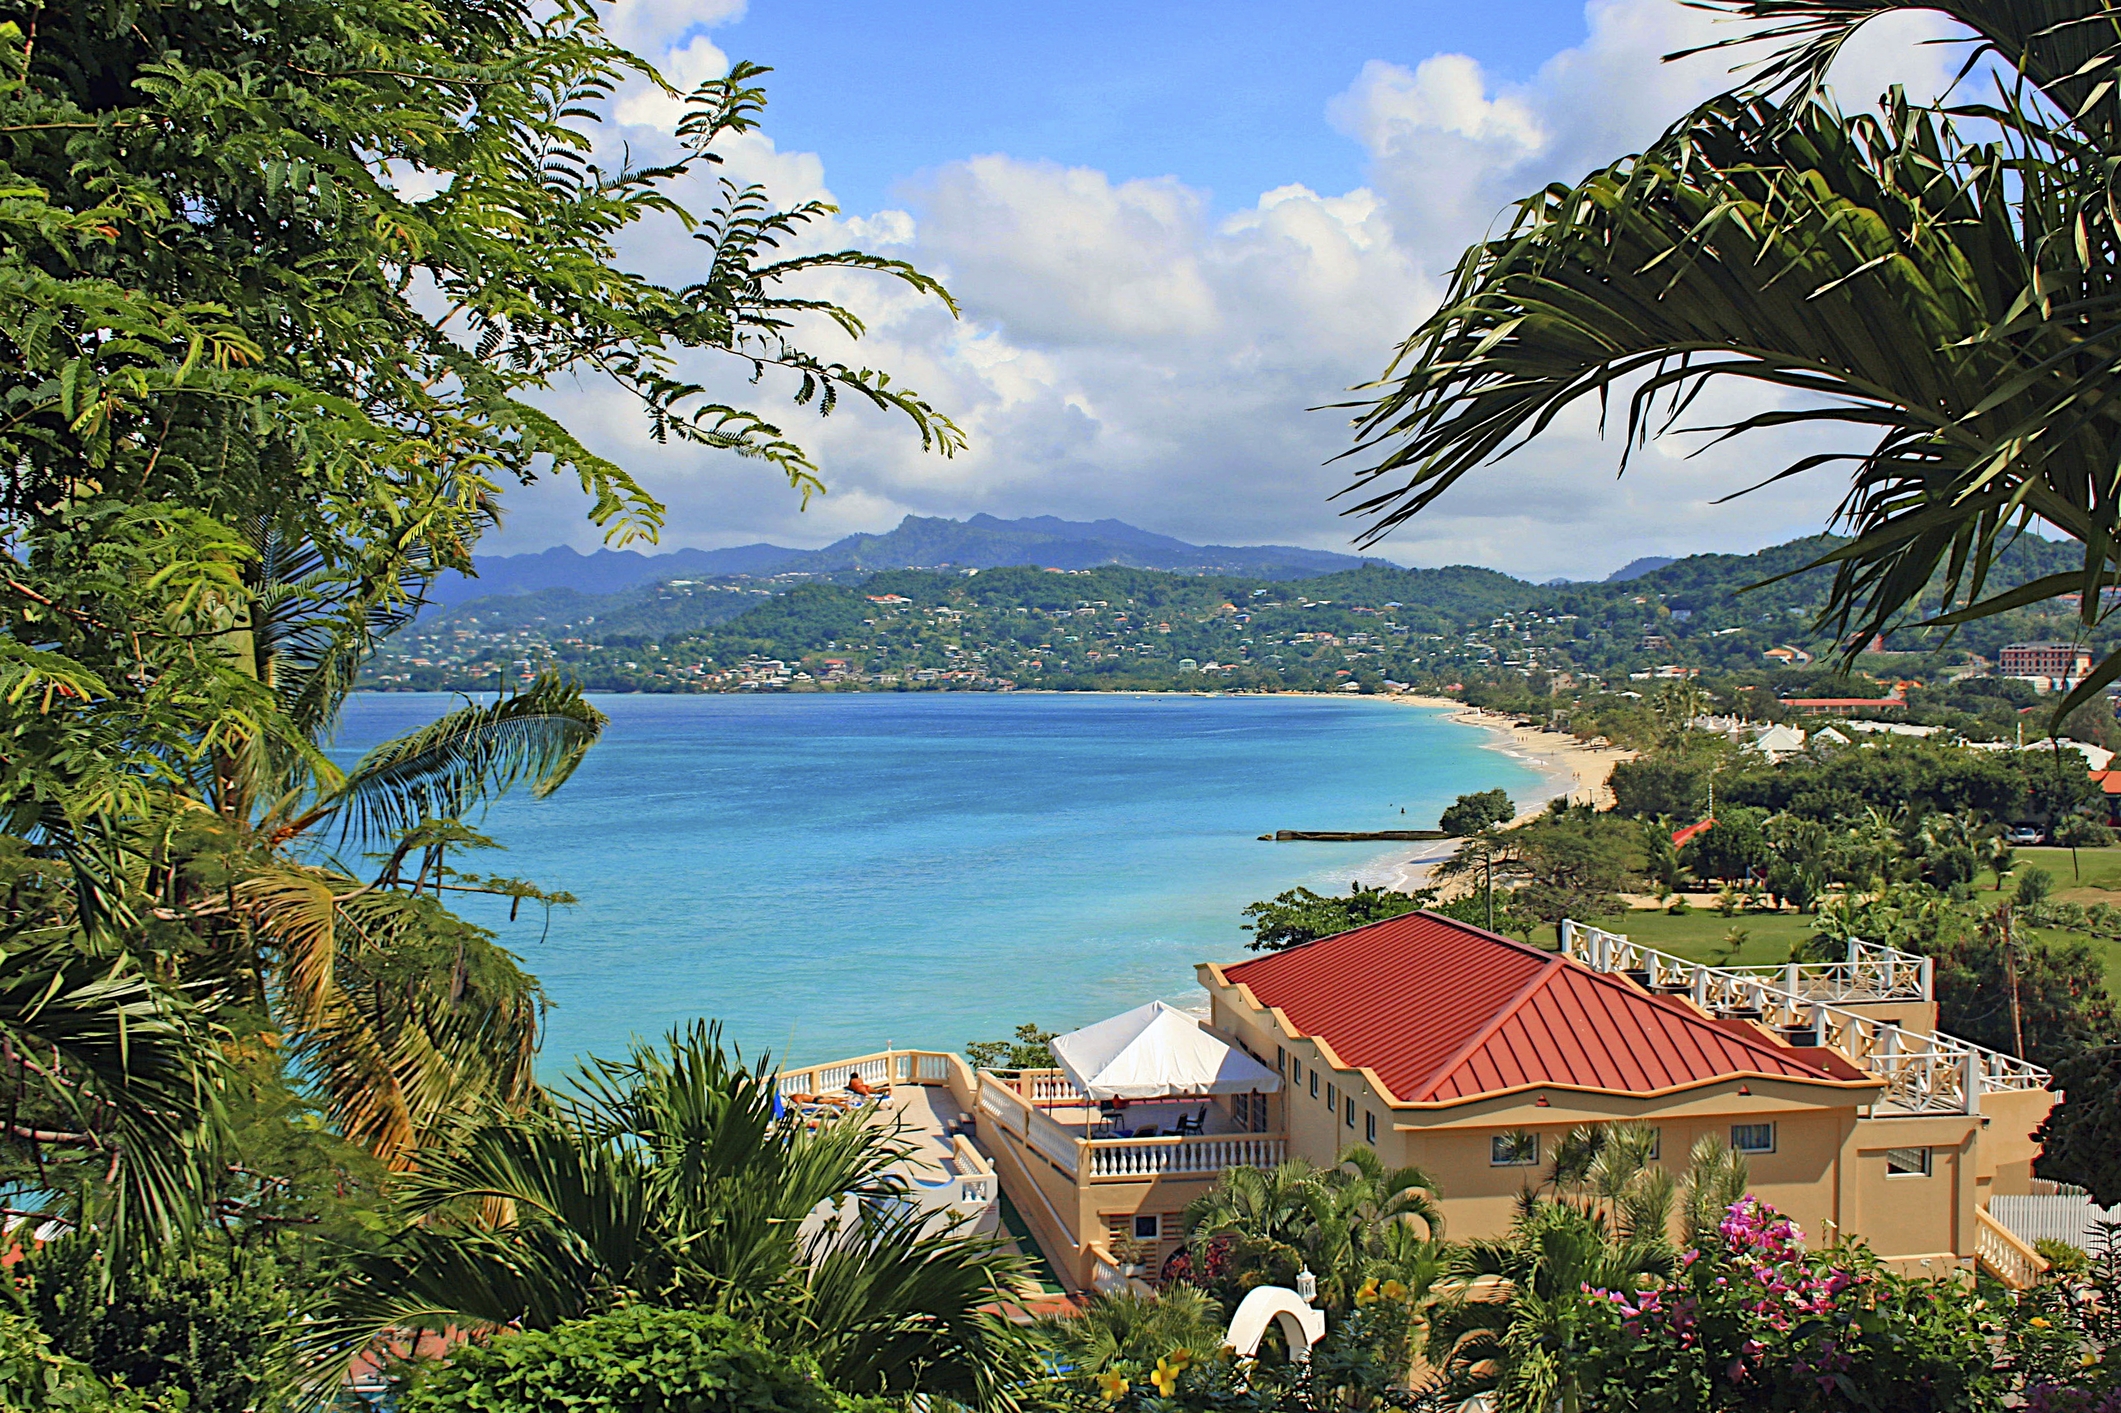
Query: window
1491 1131 1540 1166
1310 1071 1319 1099
1327 1083 1338 1111
1365 1111 1377 1144
1731 1123 1776 1154
1133 1213 1160 1240
1886 1146 1931 1177
1645 1128 1661 1160
1277 1045 1286 1075
1345 1096 1355 1128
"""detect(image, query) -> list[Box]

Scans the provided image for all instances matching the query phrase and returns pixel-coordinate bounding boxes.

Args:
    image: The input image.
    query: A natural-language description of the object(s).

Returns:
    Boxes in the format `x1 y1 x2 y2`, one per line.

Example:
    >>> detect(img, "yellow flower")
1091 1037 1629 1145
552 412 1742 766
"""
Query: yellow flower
1096 1373 1130 1403
1356 1276 1381 1306
2032 1317 2052 1329
2084 1352 2102 1368
1380 1279 1408 1302
1150 1350 1194 1397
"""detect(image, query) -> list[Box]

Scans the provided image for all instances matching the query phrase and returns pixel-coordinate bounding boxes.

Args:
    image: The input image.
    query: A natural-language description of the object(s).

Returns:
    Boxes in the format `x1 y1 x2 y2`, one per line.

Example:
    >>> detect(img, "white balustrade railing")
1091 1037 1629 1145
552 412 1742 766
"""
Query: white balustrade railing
1007 1069 1088 1106
976 1073 1285 1182
1976 1206 2050 1290
1560 920 2049 1116
1086 1135 1286 1179
776 1049 966 1098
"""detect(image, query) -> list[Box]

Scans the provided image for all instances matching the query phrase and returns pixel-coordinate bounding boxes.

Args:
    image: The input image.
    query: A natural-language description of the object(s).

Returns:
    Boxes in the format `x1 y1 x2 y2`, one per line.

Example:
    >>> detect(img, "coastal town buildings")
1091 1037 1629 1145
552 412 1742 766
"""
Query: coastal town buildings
959 912 2053 1295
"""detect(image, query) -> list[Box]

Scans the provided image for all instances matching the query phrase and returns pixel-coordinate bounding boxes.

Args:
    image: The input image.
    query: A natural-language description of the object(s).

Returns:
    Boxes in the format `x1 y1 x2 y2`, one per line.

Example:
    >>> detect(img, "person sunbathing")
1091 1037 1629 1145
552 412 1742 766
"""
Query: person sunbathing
846 1073 891 1099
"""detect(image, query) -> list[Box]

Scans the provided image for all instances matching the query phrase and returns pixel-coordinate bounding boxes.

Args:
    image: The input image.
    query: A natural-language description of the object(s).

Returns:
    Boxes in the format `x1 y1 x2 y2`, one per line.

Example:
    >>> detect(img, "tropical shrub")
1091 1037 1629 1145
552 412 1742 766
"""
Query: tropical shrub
0 1313 166 1412
1575 1198 1995 1412
19 1235 294 1413
399 1305 881 1413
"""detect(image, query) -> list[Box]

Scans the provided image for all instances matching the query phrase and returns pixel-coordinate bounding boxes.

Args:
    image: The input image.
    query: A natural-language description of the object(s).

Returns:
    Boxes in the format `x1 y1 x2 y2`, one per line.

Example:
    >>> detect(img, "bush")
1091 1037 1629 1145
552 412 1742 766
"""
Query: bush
401 1306 871 1413
1580 1198 1998 1411
2019 867 2057 909
1439 788 1515 836
0 1313 164 1412
2056 816 2117 848
18 1235 294 1413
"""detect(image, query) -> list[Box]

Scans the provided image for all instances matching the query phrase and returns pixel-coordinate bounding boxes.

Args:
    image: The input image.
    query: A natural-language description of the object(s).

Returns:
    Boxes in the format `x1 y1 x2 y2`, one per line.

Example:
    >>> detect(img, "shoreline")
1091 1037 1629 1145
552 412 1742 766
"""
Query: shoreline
1362 700 1637 895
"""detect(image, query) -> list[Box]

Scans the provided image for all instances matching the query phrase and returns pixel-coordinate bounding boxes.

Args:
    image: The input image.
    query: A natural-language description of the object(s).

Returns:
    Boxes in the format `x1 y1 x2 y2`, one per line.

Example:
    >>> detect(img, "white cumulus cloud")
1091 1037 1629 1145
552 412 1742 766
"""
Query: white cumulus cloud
493 0 1965 581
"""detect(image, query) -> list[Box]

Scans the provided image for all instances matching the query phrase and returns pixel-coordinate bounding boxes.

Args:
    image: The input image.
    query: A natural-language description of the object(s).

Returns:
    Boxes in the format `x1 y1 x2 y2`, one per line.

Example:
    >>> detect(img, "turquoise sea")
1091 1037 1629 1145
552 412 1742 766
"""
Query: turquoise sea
331 693 1556 1073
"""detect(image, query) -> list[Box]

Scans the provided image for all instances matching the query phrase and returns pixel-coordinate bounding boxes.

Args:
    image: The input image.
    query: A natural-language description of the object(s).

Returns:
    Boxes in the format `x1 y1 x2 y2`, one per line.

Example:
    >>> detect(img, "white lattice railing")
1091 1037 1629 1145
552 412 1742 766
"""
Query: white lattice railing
1561 921 2050 1116
1086 1135 1286 1179
1560 922 1931 1003
776 1049 963 1098
1976 1206 2050 1290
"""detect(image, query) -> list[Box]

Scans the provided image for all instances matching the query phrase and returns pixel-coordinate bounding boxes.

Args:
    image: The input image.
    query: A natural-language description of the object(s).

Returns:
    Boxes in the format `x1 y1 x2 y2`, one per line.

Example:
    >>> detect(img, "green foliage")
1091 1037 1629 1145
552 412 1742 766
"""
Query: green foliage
2022 868 2059 910
399 1306 873 1413
1439 788 1515 837
1574 1199 1997 1413
0 1313 169 1412
1609 756 1707 821
966 1021 1057 1071
2036 1047 2121 1205
1993 1219 2121 1406
18 1236 293 1413
1179 1146 1443 1322
315 1023 1032 1405
1240 883 1429 952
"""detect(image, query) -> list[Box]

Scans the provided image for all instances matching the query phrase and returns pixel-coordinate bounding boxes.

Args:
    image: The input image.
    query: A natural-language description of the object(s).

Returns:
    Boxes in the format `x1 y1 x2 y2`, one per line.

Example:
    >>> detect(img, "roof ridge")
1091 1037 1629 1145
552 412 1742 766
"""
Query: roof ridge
1400 950 1566 1102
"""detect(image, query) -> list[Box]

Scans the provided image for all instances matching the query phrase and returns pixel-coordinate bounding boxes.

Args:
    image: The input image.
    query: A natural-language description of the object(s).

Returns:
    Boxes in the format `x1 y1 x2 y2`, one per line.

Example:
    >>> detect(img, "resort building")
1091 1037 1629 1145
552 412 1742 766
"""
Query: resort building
965 913 2055 1294
2000 642 2094 683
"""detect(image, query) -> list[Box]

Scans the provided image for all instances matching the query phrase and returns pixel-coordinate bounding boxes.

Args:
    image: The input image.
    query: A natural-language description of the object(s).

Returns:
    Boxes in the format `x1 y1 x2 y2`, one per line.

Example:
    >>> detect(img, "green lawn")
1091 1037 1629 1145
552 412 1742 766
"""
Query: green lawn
1553 844 2121 979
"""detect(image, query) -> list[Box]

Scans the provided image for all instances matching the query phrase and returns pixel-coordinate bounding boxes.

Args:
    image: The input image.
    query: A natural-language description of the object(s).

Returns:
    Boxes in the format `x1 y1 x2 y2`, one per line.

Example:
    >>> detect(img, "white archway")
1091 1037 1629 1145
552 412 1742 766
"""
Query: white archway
1226 1285 1327 1362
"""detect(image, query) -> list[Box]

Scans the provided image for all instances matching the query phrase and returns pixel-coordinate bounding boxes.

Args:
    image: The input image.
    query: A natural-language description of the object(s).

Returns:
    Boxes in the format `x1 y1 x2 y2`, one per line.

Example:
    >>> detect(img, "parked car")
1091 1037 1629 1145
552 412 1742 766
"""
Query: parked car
2006 825 2046 846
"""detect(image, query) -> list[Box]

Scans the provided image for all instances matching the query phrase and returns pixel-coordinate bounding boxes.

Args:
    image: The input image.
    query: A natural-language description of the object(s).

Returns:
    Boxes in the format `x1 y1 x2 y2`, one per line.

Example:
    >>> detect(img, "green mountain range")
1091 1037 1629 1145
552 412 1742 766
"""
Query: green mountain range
366 528 2102 696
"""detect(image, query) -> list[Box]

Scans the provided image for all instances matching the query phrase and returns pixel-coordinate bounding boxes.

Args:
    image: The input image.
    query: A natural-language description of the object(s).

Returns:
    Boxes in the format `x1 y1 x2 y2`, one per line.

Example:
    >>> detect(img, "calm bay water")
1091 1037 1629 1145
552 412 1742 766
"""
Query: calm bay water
331 693 1553 1072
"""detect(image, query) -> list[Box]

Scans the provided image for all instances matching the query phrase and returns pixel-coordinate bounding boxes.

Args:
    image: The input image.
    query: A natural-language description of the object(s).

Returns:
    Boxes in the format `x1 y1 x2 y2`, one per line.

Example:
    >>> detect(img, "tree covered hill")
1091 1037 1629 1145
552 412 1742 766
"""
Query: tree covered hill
366 530 2110 694
426 514 1384 605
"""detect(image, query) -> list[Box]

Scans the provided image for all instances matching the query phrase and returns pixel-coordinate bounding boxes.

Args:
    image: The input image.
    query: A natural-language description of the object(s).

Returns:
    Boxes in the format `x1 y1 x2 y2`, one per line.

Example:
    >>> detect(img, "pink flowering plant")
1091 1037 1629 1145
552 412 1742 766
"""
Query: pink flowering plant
1575 1197 1994 1412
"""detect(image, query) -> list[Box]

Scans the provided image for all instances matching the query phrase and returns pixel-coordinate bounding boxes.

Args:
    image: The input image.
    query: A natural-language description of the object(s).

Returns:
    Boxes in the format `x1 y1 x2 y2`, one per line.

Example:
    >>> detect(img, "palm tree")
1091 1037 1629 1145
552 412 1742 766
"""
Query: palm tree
308 1023 1033 1406
1341 0 2121 719
1183 1146 1444 1312
1544 1122 1751 1250
0 931 224 1245
1426 1200 1675 1413
156 522 606 1164
1033 1282 1227 1377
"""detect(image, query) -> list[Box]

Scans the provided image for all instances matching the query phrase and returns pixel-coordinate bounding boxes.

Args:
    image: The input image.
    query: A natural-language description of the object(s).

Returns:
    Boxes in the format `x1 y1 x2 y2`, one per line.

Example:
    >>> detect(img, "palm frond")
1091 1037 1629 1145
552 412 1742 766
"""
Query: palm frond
324 673 606 843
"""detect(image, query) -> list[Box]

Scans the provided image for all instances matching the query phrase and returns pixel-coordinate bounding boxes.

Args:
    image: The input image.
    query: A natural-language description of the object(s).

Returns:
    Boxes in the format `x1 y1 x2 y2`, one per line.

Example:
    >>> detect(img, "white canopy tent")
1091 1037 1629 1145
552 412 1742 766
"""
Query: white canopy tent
1051 1001 1283 1101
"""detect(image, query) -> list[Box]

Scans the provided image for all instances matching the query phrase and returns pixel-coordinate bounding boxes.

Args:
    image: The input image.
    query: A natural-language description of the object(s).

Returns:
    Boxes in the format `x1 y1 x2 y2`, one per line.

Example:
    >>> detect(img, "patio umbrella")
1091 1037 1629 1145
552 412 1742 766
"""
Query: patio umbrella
1051 1001 1282 1101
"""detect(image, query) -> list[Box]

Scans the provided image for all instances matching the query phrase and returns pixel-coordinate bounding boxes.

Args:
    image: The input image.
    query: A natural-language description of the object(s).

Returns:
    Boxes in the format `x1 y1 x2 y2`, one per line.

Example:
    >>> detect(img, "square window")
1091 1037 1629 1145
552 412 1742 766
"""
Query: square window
1886 1146 1931 1177
1345 1097 1355 1128
1491 1131 1540 1167
1133 1214 1160 1240
1731 1123 1776 1154
1310 1072 1319 1099
1365 1111 1377 1144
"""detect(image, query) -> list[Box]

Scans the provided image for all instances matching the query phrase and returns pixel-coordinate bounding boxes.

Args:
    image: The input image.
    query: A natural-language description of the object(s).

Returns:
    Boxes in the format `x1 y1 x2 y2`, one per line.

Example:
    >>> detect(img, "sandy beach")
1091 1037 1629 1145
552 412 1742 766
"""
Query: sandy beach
1365 698 1636 894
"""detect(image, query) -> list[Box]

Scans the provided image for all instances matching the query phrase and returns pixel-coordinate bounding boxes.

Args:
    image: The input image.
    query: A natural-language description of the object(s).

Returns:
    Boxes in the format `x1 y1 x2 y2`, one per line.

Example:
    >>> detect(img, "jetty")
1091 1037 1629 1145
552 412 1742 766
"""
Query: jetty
1259 829 1446 842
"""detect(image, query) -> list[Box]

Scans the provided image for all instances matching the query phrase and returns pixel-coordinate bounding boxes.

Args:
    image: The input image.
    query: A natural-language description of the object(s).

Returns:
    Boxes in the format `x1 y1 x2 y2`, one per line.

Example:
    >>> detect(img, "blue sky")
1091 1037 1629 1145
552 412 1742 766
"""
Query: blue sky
703 3 1592 217
497 1 1953 579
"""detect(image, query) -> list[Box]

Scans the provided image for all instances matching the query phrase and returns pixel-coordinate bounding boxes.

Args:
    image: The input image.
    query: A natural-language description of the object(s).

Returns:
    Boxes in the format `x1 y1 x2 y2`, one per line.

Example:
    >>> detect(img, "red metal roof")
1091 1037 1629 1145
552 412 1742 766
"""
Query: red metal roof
1216 913 1848 1104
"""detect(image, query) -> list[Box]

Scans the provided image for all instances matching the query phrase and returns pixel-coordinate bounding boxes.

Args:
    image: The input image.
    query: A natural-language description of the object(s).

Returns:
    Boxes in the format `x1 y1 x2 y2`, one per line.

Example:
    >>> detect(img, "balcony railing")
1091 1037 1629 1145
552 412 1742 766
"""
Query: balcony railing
777 1049 965 1098
1560 921 1931 1003
1561 921 2049 1116
978 1073 1284 1182
1976 1206 2050 1291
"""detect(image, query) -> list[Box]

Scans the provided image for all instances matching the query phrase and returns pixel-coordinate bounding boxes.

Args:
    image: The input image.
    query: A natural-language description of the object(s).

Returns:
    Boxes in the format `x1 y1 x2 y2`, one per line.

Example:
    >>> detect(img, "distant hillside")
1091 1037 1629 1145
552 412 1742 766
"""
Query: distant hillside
426 514 1380 605
369 528 2106 695
1607 556 1676 582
